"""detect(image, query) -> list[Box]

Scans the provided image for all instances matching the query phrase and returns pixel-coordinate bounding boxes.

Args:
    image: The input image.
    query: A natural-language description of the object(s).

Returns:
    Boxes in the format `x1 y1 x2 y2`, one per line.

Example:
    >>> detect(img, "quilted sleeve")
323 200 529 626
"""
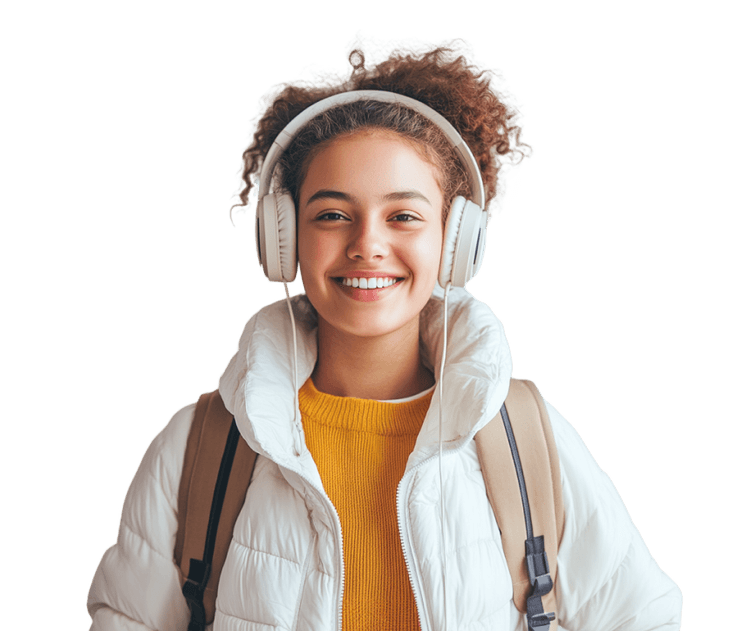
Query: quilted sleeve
546 402 682 631
87 405 194 631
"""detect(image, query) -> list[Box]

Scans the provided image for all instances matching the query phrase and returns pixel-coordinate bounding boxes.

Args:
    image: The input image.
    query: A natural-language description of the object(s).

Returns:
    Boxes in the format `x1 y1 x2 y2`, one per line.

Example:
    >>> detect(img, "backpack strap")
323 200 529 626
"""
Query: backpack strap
174 390 257 630
475 378 565 630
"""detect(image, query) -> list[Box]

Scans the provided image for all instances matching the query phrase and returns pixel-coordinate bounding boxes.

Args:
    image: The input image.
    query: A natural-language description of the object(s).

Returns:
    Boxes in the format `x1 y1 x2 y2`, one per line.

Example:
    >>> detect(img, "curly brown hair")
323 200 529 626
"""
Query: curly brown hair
237 46 528 218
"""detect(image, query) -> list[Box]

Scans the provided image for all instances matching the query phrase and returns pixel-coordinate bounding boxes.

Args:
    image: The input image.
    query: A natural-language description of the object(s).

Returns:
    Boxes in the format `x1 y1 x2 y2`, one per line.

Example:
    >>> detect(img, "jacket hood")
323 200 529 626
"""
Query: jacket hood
219 287 512 481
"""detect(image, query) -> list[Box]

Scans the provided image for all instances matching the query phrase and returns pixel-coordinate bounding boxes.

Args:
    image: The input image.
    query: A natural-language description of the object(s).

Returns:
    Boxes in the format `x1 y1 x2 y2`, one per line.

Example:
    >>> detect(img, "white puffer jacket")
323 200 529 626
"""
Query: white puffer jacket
88 289 682 631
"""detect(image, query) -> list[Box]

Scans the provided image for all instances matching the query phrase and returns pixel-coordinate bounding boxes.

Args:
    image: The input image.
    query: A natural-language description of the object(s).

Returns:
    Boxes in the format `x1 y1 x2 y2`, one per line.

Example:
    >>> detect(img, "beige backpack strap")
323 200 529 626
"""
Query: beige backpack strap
174 390 257 628
475 378 565 629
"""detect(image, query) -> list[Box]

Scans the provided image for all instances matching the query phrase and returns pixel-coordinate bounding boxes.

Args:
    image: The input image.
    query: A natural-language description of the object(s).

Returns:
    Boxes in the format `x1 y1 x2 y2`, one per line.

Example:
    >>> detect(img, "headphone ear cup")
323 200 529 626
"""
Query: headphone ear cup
255 206 265 273
439 196 466 288
275 193 298 282
472 214 487 278
256 192 297 282
439 196 487 288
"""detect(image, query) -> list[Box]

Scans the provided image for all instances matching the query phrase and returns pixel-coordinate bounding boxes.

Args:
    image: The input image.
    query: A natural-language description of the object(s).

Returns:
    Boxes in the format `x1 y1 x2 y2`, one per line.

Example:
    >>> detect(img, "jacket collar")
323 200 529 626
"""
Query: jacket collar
219 287 512 479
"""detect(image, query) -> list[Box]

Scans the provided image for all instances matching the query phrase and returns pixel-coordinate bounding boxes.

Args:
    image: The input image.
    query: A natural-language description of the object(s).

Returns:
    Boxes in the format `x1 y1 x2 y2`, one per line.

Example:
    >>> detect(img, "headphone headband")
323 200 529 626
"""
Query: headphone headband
258 90 486 209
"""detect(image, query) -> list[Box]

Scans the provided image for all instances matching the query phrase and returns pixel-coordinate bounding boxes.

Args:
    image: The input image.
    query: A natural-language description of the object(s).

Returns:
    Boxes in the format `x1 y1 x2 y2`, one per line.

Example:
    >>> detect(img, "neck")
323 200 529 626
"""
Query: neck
312 317 435 400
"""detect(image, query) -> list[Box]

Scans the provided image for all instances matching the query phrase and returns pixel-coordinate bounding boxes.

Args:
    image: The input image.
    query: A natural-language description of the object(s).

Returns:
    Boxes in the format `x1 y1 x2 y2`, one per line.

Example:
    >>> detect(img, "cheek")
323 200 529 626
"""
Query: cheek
402 228 443 285
297 230 337 287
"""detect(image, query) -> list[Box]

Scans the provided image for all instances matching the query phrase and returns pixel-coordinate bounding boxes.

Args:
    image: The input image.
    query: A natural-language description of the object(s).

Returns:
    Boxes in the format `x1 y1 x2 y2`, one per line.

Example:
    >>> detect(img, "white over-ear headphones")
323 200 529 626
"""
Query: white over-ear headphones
255 90 488 288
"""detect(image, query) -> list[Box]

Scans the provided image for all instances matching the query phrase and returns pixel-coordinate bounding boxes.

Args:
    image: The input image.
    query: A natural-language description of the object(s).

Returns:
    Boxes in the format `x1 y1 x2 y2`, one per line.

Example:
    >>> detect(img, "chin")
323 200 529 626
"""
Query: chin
317 307 420 341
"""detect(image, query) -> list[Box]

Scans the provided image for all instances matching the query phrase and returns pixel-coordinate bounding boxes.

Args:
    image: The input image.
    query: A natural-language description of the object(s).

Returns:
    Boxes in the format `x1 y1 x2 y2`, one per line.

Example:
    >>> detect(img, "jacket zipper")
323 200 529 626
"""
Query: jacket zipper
336 511 344 631
397 468 428 631
287 466 345 631
396 449 457 631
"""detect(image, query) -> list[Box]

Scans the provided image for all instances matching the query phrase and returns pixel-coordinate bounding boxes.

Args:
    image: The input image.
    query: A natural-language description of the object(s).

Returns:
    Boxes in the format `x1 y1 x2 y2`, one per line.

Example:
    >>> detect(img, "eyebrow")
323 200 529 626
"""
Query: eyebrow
382 190 432 205
305 189 354 205
304 189 432 207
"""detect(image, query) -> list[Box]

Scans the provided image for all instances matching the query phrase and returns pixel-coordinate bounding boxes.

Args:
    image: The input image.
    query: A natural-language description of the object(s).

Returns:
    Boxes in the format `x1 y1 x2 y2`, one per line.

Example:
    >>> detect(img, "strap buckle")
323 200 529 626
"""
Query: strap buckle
525 536 556 630
529 611 557 629
182 558 211 631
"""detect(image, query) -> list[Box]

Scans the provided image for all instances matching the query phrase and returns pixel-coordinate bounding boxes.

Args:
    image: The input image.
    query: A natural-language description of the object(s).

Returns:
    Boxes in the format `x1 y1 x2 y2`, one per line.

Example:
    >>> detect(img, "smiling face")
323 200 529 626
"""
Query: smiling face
297 129 444 341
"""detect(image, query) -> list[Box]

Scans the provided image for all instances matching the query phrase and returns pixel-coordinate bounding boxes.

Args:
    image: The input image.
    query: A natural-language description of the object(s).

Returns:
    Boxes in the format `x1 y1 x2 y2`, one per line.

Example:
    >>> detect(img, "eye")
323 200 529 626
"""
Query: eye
389 212 421 223
316 211 348 222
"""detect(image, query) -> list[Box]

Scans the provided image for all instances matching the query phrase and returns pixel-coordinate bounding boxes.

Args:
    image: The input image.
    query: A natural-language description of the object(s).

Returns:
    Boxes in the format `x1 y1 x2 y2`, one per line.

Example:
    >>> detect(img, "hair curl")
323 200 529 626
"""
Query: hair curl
237 46 528 218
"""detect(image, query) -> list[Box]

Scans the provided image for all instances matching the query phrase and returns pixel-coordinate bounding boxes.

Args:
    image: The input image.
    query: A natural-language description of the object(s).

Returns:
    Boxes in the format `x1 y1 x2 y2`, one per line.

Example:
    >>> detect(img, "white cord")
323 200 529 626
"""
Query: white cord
284 282 302 456
438 281 451 630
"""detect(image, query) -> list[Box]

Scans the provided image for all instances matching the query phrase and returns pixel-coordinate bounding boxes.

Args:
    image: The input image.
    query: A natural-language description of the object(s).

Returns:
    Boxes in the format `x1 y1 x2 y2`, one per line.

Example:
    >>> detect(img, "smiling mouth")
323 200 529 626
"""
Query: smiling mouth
336 277 403 289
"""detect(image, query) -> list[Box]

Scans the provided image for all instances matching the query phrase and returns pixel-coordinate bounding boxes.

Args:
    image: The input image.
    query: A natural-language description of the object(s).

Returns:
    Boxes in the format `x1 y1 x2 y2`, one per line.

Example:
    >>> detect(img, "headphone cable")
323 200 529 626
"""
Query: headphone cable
438 281 451 630
284 282 302 456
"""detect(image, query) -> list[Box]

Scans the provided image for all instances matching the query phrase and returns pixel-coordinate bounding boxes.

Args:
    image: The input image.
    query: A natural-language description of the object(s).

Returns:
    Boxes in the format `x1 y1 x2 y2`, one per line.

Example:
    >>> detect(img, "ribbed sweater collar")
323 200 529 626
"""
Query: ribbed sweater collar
299 377 432 436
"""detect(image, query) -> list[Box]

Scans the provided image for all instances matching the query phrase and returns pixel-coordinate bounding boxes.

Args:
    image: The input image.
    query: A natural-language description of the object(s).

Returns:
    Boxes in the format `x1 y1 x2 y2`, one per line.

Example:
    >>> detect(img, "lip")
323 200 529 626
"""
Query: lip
331 274 405 302
335 271 405 279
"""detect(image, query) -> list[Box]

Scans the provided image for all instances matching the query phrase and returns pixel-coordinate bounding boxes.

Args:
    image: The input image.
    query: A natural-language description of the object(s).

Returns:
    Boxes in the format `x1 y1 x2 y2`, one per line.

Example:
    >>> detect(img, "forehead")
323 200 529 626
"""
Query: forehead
299 130 443 204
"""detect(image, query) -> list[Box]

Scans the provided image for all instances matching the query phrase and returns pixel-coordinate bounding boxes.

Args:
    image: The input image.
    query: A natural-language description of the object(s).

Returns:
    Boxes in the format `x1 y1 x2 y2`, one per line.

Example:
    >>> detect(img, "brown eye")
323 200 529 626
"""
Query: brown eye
317 212 348 221
390 213 420 222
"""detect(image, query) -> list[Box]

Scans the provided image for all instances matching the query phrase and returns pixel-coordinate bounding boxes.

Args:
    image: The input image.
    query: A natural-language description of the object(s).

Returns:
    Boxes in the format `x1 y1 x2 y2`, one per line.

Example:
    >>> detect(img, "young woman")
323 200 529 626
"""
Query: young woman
88 47 682 630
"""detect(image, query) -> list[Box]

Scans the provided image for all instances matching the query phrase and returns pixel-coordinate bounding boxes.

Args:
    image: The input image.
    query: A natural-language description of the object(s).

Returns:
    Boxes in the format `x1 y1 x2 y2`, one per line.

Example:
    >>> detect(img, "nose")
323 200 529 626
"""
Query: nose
346 218 389 261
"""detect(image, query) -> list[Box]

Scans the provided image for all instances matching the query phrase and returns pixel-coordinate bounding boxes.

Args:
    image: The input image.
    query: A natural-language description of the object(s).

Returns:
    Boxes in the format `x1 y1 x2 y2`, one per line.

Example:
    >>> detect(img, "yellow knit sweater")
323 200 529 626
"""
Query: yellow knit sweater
299 377 433 631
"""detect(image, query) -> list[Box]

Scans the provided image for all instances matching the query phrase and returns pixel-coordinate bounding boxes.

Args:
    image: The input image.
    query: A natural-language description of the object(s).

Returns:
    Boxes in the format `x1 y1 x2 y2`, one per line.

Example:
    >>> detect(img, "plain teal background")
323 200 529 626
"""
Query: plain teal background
1 1 747 627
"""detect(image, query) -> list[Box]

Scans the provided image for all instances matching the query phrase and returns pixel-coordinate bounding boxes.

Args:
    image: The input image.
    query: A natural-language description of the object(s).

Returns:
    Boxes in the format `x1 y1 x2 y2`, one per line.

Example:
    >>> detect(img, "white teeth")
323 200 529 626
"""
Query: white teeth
340 277 399 288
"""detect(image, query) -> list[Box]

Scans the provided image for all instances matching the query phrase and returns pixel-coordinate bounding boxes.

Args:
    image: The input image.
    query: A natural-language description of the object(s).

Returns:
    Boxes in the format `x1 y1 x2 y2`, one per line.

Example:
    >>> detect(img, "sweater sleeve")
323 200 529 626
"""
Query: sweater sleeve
546 402 682 631
87 405 194 631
